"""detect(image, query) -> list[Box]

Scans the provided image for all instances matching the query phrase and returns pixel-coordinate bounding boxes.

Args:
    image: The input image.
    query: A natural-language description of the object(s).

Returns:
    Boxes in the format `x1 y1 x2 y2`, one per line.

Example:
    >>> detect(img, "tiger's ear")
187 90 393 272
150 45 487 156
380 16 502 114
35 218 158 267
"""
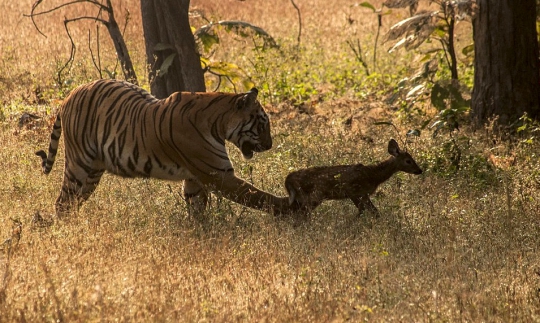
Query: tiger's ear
238 87 259 110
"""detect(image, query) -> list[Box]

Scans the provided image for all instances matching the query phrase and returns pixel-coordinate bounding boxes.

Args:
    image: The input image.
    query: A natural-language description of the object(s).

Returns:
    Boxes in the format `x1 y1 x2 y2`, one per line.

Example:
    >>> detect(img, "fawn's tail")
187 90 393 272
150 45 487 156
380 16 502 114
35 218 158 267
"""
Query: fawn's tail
285 182 297 206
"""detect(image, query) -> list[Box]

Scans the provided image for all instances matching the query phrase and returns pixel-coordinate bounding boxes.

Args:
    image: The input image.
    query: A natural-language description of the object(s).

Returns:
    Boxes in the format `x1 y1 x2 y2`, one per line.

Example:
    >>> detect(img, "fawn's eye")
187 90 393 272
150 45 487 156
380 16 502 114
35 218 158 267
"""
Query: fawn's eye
406 159 412 164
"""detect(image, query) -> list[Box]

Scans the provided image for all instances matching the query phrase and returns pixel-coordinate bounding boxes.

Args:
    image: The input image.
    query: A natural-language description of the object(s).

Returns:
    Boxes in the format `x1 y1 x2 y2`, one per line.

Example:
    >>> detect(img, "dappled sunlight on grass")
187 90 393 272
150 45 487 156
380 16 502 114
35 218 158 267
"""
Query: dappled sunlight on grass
1 0 539 321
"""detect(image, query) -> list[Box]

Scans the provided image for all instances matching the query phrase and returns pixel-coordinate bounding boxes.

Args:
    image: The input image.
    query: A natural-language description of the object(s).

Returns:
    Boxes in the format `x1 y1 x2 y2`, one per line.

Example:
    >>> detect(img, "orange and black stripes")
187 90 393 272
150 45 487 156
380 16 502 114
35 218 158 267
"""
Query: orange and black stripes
37 79 273 216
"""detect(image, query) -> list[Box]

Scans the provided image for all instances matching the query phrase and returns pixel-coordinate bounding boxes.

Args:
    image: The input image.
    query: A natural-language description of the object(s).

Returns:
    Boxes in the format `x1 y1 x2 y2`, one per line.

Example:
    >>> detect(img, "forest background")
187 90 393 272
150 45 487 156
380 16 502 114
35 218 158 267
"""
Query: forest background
0 0 539 321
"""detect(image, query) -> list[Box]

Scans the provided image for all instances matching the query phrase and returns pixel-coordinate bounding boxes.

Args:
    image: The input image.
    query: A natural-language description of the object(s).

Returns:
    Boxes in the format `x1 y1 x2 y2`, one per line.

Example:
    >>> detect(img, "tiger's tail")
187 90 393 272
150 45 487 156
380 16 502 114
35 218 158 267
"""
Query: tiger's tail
36 114 62 175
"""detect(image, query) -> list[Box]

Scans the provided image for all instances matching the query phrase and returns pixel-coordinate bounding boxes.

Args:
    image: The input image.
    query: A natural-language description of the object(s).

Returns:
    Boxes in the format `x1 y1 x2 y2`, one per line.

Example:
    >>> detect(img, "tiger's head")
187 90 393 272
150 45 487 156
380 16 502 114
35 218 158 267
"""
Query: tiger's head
230 88 272 160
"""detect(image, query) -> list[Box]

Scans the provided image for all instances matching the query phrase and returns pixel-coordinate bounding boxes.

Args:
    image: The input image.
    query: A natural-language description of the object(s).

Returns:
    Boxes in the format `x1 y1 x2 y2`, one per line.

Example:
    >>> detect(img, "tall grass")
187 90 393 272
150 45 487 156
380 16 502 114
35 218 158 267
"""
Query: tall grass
1 0 540 322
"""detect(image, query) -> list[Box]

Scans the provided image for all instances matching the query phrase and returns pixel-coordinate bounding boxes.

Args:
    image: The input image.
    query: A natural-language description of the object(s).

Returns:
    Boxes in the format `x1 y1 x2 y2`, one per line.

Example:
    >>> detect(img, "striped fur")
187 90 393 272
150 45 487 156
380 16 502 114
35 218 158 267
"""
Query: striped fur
37 79 288 216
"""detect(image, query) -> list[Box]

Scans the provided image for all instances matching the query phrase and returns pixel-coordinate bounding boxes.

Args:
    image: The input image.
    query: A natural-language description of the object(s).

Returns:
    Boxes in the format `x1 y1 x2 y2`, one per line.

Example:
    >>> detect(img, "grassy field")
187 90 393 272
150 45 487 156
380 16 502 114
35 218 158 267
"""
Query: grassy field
1 0 540 322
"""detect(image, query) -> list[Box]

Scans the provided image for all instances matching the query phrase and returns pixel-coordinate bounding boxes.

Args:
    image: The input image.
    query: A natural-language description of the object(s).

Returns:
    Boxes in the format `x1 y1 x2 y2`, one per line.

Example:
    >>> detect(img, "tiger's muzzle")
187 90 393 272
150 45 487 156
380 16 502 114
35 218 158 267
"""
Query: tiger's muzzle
241 140 272 160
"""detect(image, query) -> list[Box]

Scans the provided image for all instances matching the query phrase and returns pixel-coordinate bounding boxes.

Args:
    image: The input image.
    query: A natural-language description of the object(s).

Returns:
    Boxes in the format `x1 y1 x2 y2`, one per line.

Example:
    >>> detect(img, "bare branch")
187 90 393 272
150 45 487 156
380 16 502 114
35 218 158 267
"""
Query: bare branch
65 16 108 25
208 69 237 93
27 0 137 84
29 0 47 37
57 15 107 85
88 26 103 79
122 10 131 35
212 72 222 92
26 0 108 37
26 0 107 18
96 25 102 78
102 3 137 83
56 18 77 86
289 0 302 47
105 0 115 21
346 39 370 76
111 9 132 77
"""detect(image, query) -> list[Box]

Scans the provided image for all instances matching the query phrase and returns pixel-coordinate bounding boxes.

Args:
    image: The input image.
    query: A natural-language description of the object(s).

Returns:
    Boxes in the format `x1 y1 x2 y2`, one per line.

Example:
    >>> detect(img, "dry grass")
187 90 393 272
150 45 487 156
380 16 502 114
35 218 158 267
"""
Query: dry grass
1 0 540 322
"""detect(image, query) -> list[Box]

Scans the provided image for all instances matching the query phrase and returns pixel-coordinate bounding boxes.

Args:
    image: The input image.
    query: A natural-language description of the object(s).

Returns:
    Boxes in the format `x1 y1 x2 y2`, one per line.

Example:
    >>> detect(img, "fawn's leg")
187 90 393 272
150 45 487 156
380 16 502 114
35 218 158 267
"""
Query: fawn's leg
351 195 380 217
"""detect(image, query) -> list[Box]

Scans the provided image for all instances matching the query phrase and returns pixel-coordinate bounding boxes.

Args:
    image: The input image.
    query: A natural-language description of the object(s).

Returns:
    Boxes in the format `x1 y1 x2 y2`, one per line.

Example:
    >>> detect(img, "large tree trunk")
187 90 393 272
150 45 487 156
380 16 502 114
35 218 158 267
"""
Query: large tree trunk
140 0 206 98
471 0 540 125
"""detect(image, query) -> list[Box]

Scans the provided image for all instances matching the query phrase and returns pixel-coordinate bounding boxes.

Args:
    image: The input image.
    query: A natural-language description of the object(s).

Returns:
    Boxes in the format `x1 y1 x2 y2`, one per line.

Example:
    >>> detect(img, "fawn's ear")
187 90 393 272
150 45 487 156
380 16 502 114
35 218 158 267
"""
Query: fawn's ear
388 139 401 157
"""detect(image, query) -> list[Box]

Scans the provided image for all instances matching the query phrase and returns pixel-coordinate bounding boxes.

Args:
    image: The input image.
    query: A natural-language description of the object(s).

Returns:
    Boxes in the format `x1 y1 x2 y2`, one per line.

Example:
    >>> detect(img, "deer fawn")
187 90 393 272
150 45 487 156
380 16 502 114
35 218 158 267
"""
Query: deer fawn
285 139 422 216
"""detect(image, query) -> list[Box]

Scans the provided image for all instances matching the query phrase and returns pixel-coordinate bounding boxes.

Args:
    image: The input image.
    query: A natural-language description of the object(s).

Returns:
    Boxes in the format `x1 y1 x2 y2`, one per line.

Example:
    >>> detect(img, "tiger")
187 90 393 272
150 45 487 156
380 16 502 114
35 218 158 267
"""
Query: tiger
36 79 294 217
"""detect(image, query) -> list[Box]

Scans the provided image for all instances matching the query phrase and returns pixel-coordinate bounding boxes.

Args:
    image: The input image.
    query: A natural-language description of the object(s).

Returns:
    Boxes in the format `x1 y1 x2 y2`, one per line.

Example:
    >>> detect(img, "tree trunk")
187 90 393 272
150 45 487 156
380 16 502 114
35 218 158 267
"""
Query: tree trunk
140 0 206 98
471 0 540 126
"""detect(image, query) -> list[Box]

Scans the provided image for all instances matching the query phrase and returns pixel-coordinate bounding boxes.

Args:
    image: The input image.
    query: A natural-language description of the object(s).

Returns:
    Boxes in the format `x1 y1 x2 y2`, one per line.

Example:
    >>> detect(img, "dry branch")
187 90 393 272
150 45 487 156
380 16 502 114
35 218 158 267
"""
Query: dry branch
25 0 138 85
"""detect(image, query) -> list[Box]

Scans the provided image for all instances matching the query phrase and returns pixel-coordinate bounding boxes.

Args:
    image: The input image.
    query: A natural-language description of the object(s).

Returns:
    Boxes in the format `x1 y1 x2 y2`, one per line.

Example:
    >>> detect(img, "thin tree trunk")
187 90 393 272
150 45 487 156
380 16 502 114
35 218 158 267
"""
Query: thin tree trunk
471 0 540 125
105 9 138 84
446 14 458 80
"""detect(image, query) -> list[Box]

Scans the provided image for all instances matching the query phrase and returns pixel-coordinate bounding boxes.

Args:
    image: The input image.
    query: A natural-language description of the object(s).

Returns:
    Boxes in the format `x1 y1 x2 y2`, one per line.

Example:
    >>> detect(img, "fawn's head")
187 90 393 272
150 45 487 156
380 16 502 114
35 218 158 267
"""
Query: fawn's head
387 139 423 175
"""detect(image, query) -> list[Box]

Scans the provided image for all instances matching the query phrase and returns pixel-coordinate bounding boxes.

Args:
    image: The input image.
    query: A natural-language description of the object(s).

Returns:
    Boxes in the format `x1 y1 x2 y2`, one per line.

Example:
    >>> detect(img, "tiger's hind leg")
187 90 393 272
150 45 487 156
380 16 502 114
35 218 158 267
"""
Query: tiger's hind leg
55 162 104 218
183 178 209 219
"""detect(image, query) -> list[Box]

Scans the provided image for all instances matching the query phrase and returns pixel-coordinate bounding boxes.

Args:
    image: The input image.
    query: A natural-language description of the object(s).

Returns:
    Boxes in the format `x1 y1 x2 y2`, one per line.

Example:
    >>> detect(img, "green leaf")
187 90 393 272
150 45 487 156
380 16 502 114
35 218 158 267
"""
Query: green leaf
200 56 210 69
420 118 432 130
158 53 176 76
429 120 443 129
517 125 527 133
448 85 471 110
194 21 278 49
206 61 254 91
241 78 255 91
407 129 421 137
397 78 408 89
198 32 220 52
103 68 116 79
359 2 376 12
207 61 241 75
430 83 449 110
373 121 394 126
406 84 425 101
419 53 432 62
433 26 447 38
461 44 474 57
154 43 175 51
439 108 453 117
423 48 443 55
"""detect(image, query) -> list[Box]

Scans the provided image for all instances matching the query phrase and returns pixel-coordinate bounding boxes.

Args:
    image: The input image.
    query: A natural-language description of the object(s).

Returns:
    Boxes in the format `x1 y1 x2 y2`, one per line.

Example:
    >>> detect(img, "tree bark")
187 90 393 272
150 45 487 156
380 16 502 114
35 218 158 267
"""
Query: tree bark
140 0 205 97
471 0 540 125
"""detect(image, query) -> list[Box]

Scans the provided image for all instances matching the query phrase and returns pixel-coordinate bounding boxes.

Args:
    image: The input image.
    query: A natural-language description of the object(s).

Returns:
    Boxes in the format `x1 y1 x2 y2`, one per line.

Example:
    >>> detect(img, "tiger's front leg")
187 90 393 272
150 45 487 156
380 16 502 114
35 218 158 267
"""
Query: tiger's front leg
183 178 209 219
207 172 295 215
